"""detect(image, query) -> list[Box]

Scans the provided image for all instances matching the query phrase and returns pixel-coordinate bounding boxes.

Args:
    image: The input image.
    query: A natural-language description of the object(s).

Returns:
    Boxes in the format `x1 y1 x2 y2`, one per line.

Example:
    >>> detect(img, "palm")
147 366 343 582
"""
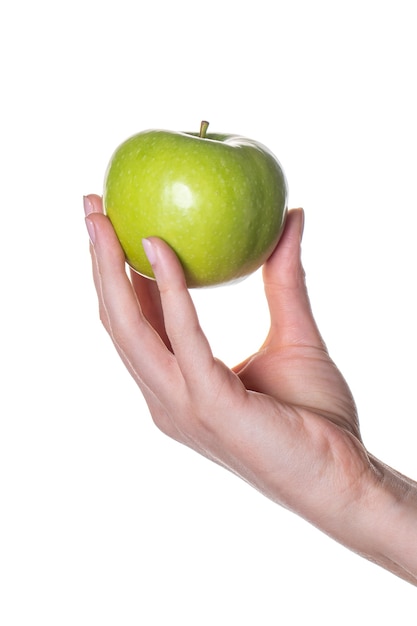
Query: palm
235 341 360 438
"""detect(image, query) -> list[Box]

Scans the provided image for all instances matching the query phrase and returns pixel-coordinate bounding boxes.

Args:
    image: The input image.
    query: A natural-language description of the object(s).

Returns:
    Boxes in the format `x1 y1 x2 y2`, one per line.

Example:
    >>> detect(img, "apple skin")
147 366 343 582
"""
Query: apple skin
103 126 288 288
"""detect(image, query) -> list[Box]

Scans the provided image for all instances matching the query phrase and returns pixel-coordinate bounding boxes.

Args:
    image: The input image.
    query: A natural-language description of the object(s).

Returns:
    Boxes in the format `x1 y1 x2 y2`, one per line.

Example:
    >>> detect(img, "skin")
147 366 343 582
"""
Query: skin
85 194 417 585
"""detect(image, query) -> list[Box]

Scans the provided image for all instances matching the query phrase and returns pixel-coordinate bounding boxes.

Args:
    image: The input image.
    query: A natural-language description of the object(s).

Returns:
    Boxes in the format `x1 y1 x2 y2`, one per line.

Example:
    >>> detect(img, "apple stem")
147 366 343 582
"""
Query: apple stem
199 120 209 138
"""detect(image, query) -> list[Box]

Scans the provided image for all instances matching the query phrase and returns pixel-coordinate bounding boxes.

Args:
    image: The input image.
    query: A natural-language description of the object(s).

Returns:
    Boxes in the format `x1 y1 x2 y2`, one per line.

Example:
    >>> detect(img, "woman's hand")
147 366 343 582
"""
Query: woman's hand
85 194 417 585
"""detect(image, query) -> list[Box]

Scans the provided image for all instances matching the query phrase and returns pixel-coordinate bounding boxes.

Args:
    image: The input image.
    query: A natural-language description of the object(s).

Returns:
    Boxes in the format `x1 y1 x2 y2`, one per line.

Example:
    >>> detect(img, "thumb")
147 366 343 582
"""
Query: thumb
262 208 325 349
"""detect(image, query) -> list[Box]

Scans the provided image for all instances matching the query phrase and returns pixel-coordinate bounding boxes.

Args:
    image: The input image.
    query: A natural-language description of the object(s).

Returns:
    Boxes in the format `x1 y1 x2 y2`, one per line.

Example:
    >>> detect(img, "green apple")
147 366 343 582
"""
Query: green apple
103 121 288 287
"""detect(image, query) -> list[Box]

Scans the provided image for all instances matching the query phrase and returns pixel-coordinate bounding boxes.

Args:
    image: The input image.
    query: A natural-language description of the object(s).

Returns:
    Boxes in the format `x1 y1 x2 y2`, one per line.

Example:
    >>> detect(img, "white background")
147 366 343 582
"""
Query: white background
1 0 416 623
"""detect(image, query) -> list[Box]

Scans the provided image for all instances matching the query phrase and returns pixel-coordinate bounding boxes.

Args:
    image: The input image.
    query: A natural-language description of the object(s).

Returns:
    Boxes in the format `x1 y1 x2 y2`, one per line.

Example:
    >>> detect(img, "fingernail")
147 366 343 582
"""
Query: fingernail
83 195 94 216
85 217 96 245
142 238 157 266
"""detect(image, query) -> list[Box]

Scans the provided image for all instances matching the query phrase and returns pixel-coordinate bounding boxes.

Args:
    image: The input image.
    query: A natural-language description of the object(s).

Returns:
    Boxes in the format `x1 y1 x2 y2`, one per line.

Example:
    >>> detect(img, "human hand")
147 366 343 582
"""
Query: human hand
84 194 417 584
84 194 368 515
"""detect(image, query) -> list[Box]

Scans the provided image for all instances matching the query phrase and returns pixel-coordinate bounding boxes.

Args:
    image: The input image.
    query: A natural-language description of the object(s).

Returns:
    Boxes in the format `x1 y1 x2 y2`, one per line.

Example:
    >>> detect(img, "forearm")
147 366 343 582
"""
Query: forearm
371 459 417 584
347 457 417 585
